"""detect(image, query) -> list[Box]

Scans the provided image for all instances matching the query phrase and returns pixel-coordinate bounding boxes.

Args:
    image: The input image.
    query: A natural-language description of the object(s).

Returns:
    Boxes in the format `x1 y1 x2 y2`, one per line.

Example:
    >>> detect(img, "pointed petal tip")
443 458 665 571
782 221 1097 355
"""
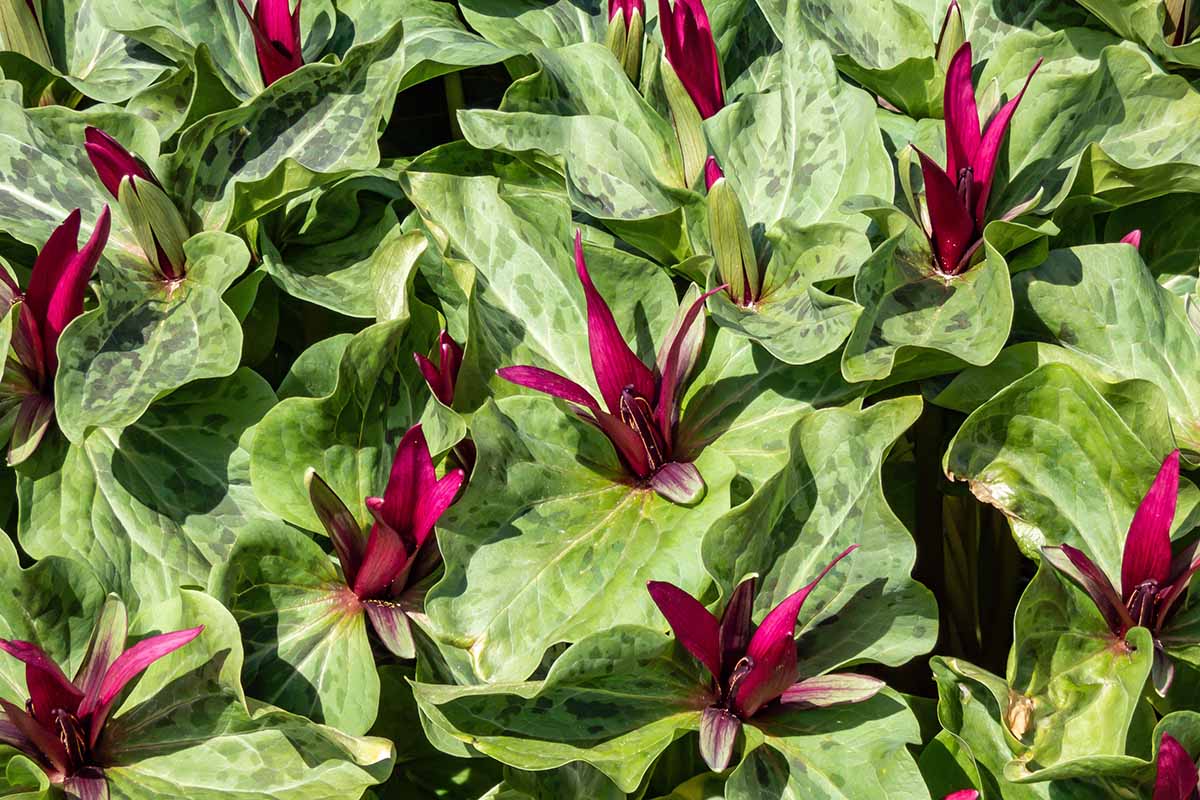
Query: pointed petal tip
704 156 723 190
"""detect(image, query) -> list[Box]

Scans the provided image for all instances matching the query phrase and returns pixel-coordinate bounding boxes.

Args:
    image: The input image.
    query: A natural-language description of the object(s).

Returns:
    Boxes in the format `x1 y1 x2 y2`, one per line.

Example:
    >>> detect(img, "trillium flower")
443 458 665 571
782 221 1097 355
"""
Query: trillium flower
84 127 190 283
0 208 110 465
0 594 202 800
498 232 723 505
414 331 475 474
657 0 722 186
647 545 883 771
915 43 1041 275
1155 732 1199 800
1121 229 1143 249
307 424 464 658
605 0 644 82
704 157 760 306
1043 450 1196 696
237 0 304 87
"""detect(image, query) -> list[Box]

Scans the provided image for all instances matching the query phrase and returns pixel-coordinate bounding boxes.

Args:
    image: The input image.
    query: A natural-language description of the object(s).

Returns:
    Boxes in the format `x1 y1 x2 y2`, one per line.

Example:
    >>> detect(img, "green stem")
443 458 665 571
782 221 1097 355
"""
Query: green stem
444 72 465 140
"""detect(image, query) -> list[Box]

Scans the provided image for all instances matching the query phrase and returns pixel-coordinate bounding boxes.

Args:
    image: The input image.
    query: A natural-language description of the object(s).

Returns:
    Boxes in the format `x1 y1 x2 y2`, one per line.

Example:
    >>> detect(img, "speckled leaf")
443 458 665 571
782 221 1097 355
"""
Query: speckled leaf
702 396 937 674
726 691 928 799
944 363 1200 565
414 626 705 792
459 43 687 220
54 231 247 442
214 521 378 736
165 23 408 231
705 13 893 234
101 589 393 799
0 535 106 706
249 313 463 533
984 29 1200 218
1010 243 1200 455
459 0 607 51
1000 562 1154 782
17 369 278 611
1074 0 1200 70
400 153 679 409
705 221 869 365
426 396 734 682
841 205 1013 384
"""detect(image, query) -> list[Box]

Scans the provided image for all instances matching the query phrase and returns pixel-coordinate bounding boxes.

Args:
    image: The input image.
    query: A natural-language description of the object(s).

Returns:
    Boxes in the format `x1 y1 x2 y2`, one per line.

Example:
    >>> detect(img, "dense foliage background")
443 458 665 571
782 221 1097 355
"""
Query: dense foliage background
4 0 1200 797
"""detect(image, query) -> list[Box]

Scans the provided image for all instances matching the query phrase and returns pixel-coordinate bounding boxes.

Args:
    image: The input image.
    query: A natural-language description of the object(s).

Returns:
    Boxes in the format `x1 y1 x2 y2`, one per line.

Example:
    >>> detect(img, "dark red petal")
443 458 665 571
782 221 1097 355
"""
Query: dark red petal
917 149 976 274
1122 450 1180 598
593 408 654 478
352 518 412 600
699 705 740 771
0 698 69 776
744 546 857 662
411 467 465 552
85 627 204 718
43 208 108 374
704 156 723 191
497 365 601 413
24 209 82 326
306 469 366 585
1041 545 1133 635
84 128 156 198
1155 733 1199 800
662 0 723 118
942 42 980 180
971 57 1042 224
74 597 127 716
654 285 723 441
575 231 655 415
378 425 437 542
1121 229 1142 249
646 580 721 680
718 576 756 679
0 639 82 720
943 792 979 800
414 352 450 405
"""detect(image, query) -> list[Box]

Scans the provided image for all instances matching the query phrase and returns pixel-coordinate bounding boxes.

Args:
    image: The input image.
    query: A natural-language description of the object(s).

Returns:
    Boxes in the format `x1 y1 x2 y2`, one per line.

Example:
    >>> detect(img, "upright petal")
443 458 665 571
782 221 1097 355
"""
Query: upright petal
82 626 203 744
575 231 655 414
1042 545 1134 636
654 285 724 439
1121 229 1143 249
306 469 366 586
660 0 723 118
412 468 465 552
942 42 981 180
0 639 82 720
1122 450 1179 598
237 0 304 86
734 546 857 716
0 698 69 777
918 149 976 274
718 577 756 680
1155 733 1199 800
646 580 721 680
970 58 1042 224
74 595 128 713
944 793 979 800
699 706 740 772
704 156 723 190
414 330 463 406
352 516 412 600
377 424 438 545
84 128 155 198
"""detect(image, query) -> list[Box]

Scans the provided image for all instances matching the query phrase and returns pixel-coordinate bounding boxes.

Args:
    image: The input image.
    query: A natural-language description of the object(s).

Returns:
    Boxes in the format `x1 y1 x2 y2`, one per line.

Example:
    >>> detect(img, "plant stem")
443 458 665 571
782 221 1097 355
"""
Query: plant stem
444 72 465 140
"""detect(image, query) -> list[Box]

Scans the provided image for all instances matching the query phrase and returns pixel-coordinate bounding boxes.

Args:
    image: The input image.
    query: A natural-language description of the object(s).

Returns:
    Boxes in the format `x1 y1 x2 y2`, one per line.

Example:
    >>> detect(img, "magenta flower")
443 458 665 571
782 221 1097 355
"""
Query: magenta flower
0 596 202 799
1121 229 1143 249
657 0 724 119
609 0 644 25
308 424 464 658
498 232 722 505
916 43 1041 275
414 330 463 407
1155 733 1199 800
1043 450 1198 695
237 0 304 87
84 127 188 282
944 793 979 800
0 208 109 464
648 545 883 770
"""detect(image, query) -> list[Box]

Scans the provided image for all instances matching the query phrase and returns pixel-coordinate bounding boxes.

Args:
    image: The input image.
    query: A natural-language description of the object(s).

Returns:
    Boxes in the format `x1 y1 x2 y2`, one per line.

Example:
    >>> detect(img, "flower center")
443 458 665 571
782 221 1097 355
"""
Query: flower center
1126 579 1163 629
619 386 667 471
53 709 90 773
956 166 974 210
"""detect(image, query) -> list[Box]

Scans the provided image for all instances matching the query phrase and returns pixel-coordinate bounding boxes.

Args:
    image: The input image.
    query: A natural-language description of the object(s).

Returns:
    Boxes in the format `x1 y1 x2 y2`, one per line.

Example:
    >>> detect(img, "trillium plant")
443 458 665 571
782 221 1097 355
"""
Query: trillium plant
499 232 723 503
648 546 883 770
7 0 1200 795
0 595 201 800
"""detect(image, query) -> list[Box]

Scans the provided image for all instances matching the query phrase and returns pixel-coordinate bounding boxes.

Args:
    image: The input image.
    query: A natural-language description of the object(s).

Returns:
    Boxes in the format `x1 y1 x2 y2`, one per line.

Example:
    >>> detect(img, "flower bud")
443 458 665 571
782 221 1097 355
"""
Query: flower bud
704 157 759 305
935 1 965 75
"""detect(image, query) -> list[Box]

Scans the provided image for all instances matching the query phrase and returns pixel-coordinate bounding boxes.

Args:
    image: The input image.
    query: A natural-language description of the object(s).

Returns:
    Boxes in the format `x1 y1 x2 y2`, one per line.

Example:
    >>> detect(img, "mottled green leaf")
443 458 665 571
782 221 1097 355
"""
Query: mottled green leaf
702 396 937 675
54 230 247 442
1075 0 1200 70
18 369 277 610
426 396 735 682
944 363 1200 565
214 521 377 735
459 0 608 52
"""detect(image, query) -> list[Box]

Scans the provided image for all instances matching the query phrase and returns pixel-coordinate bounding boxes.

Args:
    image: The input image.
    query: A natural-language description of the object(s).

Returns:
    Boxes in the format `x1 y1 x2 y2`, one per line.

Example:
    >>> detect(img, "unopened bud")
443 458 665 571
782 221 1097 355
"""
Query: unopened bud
662 56 706 188
935 1 965 74
118 177 190 282
705 158 759 305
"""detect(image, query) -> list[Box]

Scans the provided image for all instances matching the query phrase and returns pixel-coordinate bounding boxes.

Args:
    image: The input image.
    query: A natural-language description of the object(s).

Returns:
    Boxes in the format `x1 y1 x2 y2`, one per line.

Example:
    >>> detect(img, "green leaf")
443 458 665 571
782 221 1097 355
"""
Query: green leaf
17 369 278 610
1074 0 1200 70
54 230 247 442
0 534 106 704
426 396 735 682
459 43 686 221
725 691 927 799
126 44 240 141
414 625 705 793
944 363 1200 566
841 206 1014 384
249 315 462 533
214 520 378 736
702 396 937 674
165 22 408 231
705 221 869 365
103 589 394 798
459 0 607 51
1008 242 1200 455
